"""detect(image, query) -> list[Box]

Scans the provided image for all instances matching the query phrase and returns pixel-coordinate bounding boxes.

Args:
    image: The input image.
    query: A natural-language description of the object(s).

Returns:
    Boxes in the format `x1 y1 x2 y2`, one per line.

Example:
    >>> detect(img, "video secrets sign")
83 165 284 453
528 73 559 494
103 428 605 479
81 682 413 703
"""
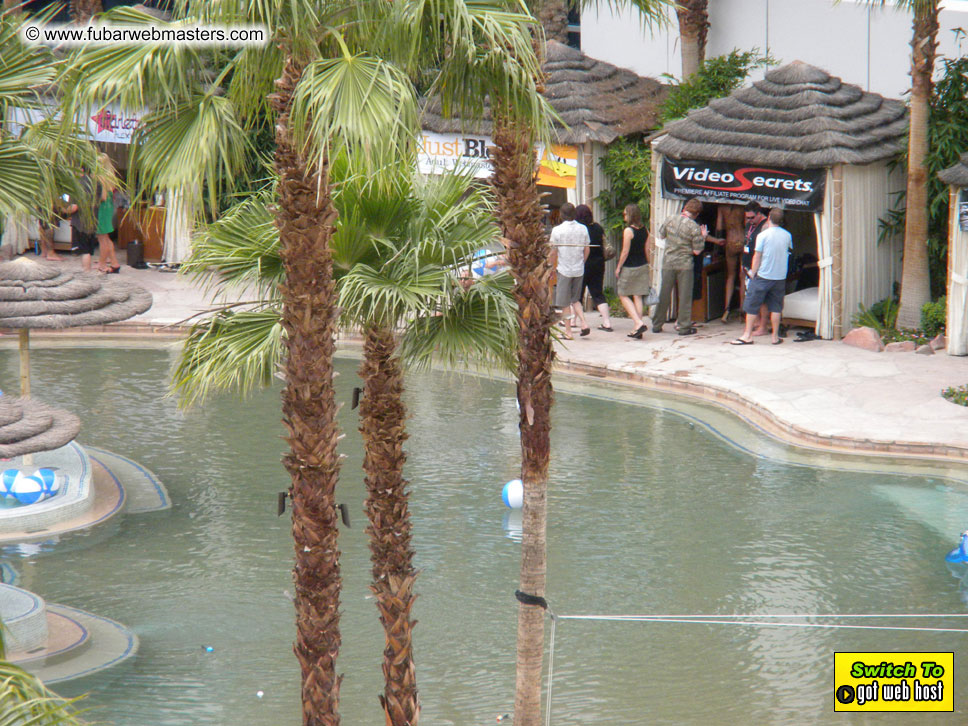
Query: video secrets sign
661 158 826 212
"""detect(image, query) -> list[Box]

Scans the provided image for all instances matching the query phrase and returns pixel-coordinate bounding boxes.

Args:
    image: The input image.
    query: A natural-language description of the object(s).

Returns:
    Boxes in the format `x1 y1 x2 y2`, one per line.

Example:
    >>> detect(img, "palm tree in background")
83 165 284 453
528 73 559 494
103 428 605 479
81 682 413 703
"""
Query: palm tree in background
848 0 939 327
171 160 518 726
485 3 668 724
676 0 709 79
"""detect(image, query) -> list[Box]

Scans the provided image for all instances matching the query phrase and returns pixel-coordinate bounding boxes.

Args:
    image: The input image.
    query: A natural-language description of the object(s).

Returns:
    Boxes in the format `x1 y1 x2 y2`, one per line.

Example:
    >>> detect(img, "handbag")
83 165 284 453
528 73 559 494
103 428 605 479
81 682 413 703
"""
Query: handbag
644 286 659 306
602 239 617 261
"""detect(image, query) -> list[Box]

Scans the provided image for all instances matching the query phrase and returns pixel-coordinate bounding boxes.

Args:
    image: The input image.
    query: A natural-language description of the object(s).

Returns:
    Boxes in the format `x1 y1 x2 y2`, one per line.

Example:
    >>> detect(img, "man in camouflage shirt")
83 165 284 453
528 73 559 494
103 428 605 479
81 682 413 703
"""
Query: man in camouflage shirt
653 198 707 335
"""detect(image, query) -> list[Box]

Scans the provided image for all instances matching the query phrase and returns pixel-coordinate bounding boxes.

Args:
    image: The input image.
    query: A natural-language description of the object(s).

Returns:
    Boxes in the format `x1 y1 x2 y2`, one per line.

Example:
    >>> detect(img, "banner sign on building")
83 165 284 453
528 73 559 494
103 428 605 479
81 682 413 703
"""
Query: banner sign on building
9 103 144 145
418 132 577 189
661 158 826 212
960 190 968 233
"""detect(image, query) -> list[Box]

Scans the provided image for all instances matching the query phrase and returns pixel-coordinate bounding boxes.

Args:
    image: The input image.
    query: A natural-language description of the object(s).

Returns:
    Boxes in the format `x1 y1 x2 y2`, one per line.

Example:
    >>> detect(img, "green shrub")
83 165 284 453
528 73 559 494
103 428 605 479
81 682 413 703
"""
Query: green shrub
604 287 626 318
853 298 898 334
942 384 968 407
921 296 946 337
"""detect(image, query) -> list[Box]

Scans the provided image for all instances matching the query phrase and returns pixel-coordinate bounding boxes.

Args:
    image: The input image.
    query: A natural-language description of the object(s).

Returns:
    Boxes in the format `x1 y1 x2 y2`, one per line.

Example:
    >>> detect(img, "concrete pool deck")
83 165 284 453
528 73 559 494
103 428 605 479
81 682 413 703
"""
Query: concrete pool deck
5 251 968 464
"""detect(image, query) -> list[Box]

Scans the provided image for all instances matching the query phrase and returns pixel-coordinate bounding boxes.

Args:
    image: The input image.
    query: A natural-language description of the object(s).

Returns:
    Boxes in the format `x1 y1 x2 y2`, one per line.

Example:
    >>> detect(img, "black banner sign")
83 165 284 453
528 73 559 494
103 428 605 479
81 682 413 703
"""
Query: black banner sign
661 158 827 212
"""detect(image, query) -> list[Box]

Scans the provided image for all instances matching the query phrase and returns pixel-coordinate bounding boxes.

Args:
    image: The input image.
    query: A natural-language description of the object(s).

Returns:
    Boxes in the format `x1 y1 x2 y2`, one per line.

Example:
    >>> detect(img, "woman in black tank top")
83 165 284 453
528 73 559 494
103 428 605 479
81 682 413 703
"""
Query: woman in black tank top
615 203 653 338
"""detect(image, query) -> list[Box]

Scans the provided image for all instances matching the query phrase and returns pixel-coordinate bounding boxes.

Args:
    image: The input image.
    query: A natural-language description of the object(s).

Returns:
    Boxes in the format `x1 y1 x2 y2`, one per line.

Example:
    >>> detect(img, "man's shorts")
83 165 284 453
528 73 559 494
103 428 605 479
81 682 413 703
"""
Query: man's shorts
742 276 786 314
554 274 583 309
72 228 96 255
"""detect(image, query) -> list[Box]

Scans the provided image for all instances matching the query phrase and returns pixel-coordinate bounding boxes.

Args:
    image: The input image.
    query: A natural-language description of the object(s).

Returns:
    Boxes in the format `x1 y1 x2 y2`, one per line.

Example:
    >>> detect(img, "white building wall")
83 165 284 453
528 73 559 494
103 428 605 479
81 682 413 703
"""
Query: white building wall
582 0 968 100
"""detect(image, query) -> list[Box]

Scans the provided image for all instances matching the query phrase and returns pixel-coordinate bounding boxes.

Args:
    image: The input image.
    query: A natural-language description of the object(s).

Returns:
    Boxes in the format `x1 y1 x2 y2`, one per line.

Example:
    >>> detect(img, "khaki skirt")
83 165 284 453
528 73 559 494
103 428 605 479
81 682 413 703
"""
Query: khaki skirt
617 264 651 296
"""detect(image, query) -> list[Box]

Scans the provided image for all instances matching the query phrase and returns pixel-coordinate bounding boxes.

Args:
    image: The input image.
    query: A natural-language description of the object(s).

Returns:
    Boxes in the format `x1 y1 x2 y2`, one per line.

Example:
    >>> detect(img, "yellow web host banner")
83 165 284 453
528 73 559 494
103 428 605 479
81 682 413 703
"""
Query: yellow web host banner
834 652 953 712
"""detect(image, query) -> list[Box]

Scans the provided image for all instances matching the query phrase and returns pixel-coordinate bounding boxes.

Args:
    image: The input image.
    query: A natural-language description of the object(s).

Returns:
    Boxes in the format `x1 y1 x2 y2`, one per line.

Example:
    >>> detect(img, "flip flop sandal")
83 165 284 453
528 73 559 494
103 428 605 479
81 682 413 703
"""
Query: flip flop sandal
730 339 753 345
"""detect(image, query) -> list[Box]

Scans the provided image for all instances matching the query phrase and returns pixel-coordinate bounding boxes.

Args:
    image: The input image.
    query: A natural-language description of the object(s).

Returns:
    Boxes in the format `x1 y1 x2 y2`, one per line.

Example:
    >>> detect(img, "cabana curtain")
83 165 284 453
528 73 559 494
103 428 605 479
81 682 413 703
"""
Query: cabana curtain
814 174 835 339
948 189 968 355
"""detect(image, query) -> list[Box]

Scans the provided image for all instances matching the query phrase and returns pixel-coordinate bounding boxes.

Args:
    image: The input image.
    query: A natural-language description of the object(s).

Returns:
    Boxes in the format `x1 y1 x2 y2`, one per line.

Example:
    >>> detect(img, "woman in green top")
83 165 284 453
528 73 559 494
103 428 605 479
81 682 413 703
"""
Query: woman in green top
96 153 120 273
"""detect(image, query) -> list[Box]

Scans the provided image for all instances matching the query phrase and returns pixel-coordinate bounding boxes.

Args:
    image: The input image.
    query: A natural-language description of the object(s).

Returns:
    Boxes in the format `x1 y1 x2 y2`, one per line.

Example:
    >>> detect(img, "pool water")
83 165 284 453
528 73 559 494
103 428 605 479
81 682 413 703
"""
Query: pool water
3 346 968 725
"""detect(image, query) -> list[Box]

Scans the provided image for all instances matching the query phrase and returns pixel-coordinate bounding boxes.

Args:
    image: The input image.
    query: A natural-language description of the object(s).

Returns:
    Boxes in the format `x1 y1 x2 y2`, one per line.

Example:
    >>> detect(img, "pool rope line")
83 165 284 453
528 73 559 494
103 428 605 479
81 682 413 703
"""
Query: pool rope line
540 611 968 726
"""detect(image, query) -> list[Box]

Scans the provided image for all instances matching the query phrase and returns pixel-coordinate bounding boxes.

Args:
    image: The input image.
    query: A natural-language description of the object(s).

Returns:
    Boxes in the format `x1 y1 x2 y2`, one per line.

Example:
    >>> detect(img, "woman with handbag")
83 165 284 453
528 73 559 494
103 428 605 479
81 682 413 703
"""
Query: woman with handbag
575 204 613 331
615 203 652 339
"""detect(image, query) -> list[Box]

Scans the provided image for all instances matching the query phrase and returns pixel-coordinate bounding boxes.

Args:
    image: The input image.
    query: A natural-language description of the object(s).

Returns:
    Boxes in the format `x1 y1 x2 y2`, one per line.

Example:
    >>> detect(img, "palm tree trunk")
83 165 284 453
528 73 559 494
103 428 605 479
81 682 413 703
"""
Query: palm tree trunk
69 0 103 22
358 325 419 726
897 0 939 329
677 0 709 80
492 113 554 726
272 55 344 726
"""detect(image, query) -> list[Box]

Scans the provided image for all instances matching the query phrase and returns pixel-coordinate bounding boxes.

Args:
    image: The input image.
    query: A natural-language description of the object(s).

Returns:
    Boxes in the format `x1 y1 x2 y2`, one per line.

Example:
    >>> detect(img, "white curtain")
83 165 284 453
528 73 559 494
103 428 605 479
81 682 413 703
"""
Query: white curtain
840 161 904 327
814 170 835 339
948 188 968 355
1 215 31 255
162 187 193 264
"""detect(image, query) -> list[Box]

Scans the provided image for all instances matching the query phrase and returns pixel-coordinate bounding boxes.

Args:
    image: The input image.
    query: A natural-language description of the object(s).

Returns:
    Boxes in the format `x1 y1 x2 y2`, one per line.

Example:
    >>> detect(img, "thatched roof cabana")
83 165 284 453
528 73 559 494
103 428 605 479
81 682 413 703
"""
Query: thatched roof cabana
0 397 80 458
650 61 907 340
421 40 666 144
939 153 968 188
939 153 968 355
654 61 907 168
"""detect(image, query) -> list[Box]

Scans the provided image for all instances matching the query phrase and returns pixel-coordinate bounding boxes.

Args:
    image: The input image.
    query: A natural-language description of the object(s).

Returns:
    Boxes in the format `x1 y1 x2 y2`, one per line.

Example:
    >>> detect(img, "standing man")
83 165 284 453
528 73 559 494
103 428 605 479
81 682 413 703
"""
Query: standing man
732 207 793 345
65 173 96 272
653 198 707 336
549 202 591 340
742 201 769 335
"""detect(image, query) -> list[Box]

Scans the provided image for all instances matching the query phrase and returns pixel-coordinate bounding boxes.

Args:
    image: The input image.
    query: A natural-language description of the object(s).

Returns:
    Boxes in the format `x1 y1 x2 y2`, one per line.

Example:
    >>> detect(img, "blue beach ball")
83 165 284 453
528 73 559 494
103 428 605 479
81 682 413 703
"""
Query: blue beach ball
0 469 19 499
11 473 46 505
946 533 968 564
33 468 59 496
502 479 523 509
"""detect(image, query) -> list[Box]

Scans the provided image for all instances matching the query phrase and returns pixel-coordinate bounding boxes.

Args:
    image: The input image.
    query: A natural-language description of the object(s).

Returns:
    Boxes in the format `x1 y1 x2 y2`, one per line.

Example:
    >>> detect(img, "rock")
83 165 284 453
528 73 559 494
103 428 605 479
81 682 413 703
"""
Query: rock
916 344 935 355
842 326 884 352
930 334 946 351
885 341 916 353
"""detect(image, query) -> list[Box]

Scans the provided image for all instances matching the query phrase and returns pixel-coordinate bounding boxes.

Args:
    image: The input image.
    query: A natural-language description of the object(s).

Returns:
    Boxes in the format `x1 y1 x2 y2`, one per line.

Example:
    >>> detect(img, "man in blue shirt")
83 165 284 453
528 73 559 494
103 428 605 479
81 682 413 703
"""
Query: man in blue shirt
731 207 793 346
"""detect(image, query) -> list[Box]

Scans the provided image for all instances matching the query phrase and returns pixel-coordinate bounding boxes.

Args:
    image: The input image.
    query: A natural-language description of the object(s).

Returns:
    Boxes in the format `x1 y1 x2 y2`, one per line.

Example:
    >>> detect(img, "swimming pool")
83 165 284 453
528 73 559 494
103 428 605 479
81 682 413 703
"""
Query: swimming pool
4 345 968 724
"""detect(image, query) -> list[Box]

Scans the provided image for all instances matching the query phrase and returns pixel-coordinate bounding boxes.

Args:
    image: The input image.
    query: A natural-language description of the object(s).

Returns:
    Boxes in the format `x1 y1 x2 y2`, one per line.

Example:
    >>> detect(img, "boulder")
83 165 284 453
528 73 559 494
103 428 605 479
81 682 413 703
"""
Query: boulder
916 344 935 355
885 341 916 353
930 334 947 351
842 326 884 352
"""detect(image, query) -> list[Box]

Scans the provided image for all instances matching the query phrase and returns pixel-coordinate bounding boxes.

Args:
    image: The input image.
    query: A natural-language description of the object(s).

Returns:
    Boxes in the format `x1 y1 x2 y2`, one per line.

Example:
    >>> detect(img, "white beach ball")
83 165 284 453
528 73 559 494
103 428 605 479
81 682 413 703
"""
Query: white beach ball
502 479 523 509
0 469 19 499
11 473 46 505
33 468 59 496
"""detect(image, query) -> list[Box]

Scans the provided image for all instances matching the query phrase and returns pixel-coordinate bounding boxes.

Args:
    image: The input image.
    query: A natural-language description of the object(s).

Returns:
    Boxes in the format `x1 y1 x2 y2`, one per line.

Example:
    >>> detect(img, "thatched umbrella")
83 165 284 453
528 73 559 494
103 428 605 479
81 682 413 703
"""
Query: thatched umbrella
0 257 152 396
939 152 968 188
0 397 80 459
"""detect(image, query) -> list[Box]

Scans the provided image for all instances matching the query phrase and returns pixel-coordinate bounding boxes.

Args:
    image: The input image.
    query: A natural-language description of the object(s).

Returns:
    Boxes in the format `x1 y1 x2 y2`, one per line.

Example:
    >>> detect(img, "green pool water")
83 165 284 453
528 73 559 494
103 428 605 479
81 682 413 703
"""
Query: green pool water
3 345 968 725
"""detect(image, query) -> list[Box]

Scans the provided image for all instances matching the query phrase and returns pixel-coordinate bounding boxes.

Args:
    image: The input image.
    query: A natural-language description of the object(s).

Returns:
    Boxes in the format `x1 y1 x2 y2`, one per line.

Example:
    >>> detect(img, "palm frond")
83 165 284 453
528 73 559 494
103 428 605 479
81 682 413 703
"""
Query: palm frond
289 48 418 174
128 93 249 214
339 261 445 328
0 661 86 726
0 137 48 218
182 186 281 297
171 308 283 407
400 270 517 372
0 11 58 117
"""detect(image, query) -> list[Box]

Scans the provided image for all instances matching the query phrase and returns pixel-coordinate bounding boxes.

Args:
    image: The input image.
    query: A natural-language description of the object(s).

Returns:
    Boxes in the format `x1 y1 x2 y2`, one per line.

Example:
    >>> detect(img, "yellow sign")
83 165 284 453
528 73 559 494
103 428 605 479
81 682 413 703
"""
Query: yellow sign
834 652 953 712
537 144 578 189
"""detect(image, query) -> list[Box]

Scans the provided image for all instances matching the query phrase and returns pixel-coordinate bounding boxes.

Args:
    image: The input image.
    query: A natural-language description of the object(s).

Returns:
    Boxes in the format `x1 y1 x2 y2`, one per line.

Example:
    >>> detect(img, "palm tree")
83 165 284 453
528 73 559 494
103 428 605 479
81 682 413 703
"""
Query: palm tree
173 162 517 726
485 4 668 724
0 630 87 725
676 0 709 80
848 0 939 327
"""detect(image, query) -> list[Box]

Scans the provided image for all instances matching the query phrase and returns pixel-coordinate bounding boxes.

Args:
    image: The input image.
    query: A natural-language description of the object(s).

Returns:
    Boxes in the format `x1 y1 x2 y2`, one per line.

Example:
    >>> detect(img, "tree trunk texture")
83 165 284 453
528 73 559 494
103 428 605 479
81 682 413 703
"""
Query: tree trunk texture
677 0 709 80
897 1 939 329
492 114 554 726
69 0 102 22
271 55 344 726
538 0 569 44
359 326 419 726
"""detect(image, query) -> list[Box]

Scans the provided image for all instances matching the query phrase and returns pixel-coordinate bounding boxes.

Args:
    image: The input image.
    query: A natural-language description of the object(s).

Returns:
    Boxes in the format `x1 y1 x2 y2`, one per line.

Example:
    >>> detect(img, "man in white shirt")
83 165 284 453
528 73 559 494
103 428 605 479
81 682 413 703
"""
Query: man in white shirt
549 202 591 340
732 207 793 346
